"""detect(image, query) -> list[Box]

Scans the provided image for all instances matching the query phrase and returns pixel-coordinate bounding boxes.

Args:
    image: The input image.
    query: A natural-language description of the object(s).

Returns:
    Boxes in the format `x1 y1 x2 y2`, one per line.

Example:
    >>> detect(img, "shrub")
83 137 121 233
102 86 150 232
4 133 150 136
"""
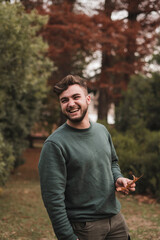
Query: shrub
115 74 160 132
0 2 53 168
99 120 160 200
0 133 15 186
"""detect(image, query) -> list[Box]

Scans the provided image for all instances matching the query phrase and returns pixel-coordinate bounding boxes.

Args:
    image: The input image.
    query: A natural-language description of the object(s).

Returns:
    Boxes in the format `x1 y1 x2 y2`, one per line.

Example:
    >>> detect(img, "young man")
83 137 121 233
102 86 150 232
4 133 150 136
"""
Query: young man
38 75 135 240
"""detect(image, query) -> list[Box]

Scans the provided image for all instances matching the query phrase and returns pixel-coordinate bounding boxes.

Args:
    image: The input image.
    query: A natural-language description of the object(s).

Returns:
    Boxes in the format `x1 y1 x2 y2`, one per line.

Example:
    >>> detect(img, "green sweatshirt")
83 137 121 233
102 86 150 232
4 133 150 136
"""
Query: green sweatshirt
38 122 123 240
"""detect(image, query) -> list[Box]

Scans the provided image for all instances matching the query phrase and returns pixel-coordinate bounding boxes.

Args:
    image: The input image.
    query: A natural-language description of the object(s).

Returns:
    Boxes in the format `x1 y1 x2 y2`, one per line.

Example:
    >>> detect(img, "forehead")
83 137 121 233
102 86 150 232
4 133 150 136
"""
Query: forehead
59 84 86 99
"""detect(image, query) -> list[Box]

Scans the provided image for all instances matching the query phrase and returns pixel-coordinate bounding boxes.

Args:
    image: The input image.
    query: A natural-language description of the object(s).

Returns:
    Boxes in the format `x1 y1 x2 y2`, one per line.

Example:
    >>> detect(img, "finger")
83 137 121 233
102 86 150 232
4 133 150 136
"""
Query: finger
127 180 134 185
130 183 136 188
123 179 129 188
129 187 136 192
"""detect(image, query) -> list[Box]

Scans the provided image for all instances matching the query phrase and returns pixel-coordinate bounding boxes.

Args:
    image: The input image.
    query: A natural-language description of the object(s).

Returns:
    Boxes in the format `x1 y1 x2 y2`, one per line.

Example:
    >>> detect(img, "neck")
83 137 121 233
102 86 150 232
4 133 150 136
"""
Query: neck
67 115 90 129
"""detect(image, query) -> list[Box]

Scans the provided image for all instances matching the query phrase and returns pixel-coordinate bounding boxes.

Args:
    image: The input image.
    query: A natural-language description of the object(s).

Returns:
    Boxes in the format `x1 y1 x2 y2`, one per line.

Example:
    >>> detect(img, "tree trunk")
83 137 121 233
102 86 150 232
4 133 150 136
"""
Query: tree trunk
97 0 114 120
98 87 109 120
124 1 139 85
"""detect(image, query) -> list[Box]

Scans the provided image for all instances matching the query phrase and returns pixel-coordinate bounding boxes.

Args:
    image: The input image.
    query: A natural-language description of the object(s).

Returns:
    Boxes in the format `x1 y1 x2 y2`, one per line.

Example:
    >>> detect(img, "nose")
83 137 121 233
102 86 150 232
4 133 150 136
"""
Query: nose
68 98 75 107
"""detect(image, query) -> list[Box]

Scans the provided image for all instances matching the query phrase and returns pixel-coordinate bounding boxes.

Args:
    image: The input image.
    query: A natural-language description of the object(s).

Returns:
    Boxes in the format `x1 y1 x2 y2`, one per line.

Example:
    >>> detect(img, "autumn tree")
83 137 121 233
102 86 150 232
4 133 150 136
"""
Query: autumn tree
20 0 160 123
94 0 160 120
92 1 126 119
41 2 99 83
21 0 100 124
21 0 99 82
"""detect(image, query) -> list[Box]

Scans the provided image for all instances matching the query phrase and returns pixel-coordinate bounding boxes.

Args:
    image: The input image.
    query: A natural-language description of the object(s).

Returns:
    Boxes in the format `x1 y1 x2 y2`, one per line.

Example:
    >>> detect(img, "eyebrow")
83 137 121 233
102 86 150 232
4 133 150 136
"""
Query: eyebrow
72 93 81 97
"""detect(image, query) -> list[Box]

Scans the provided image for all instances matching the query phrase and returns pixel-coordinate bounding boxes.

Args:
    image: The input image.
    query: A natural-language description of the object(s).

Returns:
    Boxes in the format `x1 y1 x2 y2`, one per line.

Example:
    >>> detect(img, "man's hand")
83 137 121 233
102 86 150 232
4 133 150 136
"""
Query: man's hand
115 177 136 194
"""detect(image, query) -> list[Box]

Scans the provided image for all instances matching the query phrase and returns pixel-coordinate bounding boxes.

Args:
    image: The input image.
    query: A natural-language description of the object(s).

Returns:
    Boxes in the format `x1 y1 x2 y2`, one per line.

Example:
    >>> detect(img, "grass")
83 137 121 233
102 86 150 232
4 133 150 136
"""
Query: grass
0 148 160 240
120 195 160 239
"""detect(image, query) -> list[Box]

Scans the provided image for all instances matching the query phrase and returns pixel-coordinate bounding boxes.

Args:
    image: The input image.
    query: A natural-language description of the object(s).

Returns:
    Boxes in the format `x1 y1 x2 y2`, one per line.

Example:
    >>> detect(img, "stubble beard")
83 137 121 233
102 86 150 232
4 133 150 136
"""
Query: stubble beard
63 106 88 123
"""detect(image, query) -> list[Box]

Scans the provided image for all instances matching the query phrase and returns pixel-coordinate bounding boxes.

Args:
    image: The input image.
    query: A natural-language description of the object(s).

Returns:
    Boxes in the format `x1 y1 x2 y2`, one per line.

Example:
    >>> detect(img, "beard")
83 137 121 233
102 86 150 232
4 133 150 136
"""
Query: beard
63 105 88 123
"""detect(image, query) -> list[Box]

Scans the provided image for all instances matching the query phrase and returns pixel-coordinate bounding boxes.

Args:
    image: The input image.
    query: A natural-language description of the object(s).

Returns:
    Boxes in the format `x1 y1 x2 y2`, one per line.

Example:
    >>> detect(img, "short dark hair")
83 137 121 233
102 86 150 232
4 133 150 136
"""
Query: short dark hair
53 75 88 96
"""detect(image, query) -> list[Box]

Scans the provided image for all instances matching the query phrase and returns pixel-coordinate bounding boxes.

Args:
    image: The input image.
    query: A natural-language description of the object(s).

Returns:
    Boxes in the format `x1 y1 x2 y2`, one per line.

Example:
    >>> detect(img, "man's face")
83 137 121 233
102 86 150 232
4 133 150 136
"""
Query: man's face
59 84 91 124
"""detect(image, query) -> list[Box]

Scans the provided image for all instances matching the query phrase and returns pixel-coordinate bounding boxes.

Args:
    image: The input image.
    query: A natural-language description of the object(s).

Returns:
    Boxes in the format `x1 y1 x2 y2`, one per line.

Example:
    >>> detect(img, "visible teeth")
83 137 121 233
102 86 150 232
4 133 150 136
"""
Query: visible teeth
69 109 79 113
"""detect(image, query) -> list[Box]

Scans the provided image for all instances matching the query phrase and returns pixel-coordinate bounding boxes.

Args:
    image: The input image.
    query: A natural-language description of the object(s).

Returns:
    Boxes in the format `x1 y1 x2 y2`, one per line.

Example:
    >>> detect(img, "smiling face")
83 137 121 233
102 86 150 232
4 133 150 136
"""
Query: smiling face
59 84 91 128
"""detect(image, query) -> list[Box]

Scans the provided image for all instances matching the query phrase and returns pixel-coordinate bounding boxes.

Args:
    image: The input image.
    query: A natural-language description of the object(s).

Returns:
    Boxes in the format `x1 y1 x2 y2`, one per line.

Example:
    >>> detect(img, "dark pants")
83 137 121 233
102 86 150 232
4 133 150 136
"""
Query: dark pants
71 212 129 240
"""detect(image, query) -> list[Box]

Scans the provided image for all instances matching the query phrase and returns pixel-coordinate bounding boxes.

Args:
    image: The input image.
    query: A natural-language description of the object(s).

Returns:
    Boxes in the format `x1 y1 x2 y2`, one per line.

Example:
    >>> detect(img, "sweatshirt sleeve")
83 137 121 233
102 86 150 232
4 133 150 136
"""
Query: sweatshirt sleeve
108 134 123 182
38 141 78 240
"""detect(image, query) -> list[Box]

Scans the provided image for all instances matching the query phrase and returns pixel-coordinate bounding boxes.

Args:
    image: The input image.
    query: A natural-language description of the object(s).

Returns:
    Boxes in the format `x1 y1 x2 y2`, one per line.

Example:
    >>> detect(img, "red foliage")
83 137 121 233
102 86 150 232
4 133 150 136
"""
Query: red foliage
21 0 160 119
44 6 98 53
93 0 160 117
21 0 100 84
39 2 100 84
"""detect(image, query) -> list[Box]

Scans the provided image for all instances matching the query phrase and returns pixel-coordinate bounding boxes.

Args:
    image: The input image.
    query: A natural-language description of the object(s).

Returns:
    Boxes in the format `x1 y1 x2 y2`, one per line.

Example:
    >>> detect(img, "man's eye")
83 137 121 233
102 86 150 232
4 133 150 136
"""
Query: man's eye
61 99 68 103
74 96 80 100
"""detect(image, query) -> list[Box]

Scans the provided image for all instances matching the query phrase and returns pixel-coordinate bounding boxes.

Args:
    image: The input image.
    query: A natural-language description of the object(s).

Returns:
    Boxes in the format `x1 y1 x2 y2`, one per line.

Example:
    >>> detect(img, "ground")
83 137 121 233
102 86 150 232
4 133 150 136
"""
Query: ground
0 147 160 240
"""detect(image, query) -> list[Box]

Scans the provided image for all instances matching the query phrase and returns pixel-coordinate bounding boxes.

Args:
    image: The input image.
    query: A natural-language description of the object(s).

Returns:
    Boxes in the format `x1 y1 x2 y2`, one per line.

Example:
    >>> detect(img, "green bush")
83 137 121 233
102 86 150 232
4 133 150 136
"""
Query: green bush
140 130 160 199
0 133 15 186
0 2 53 168
115 74 160 132
99 120 160 200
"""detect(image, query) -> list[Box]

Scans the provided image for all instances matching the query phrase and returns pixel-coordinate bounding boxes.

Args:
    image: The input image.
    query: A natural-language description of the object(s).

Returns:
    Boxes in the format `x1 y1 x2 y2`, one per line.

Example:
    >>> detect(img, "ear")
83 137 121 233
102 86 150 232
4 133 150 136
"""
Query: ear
86 95 91 105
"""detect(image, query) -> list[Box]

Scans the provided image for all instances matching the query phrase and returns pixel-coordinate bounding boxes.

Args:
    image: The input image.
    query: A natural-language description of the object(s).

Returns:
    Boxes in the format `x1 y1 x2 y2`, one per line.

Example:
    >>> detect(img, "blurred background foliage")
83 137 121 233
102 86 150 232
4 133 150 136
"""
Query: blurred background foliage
116 72 160 132
0 0 160 200
0 2 54 179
